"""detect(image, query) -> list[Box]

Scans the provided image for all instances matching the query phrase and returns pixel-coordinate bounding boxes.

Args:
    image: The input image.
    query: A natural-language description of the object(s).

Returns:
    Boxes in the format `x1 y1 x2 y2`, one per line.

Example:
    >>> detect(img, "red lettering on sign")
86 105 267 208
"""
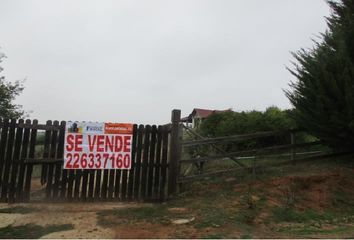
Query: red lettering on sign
123 136 131 152
115 136 123 152
75 135 83 151
97 135 104 152
105 135 114 152
88 135 97 152
66 134 83 152
66 134 74 151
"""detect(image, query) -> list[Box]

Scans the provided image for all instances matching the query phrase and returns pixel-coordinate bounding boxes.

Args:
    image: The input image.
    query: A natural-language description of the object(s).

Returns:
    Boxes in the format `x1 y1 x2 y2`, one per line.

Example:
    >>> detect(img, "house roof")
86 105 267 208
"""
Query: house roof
193 108 215 118
181 108 230 122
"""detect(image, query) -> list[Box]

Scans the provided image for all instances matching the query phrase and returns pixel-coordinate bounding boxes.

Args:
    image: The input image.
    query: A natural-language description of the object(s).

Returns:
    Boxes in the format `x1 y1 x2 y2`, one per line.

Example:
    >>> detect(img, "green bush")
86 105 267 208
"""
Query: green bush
191 107 298 155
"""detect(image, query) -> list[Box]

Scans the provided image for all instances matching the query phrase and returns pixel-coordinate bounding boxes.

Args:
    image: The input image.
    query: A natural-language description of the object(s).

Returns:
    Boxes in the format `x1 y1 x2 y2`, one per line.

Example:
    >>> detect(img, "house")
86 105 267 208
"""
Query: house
181 108 230 128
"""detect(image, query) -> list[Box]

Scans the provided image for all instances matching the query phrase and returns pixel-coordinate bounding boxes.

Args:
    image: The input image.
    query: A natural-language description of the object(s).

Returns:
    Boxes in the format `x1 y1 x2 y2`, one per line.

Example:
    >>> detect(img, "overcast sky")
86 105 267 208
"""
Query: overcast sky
0 0 331 124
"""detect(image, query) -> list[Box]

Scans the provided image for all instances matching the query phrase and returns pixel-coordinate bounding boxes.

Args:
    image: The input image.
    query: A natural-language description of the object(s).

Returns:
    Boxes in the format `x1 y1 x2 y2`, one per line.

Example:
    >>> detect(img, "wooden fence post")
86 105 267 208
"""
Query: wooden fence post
168 109 182 196
290 131 296 165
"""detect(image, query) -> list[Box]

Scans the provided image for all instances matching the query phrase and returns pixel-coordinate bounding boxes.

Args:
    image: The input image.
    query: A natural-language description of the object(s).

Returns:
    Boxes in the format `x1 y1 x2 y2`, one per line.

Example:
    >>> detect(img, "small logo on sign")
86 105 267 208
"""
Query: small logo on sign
86 126 103 132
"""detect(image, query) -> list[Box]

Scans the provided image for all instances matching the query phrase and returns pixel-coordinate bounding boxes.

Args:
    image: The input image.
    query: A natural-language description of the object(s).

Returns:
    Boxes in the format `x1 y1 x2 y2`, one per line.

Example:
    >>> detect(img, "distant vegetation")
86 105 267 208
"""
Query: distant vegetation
0 51 25 119
198 106 295 137
185 106 313 158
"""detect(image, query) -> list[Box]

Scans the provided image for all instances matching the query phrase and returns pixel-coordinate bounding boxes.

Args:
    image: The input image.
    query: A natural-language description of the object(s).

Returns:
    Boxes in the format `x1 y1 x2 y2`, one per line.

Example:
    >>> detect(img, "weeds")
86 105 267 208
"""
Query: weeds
234 192 267 225
0 206 36 214
278 225 354 236
272 207 336 223
279 180 298 208
0 224 73 239
97 206 169 227
202 233 224 239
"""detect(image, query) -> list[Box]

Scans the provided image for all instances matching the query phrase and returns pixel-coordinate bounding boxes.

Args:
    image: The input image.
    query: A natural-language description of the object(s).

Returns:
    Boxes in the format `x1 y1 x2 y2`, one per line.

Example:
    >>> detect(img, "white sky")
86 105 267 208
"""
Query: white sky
0 0 331 124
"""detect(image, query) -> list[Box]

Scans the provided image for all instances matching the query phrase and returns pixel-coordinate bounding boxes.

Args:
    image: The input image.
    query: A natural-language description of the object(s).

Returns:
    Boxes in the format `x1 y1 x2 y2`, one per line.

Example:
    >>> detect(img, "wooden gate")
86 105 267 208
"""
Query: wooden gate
0 114 179 203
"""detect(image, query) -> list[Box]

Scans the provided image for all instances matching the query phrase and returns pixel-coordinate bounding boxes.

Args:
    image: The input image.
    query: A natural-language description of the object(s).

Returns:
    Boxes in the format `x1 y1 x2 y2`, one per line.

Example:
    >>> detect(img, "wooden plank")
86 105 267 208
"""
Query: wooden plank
178 167 244 183
121 169 129 201
23 120 38 202
53 121 65 199
101 169 109 200
16 119 31 201
46 120 59 199
107 169 115 200
147 125 157 199
181 129 290 147
0 119 9 191
126 124 138 200
41 121 52 186
140 125 151 199
153 126 163 200
73 169 82 200
168 110 181 196
94 170 102 200
9 119 25 203
80 170 89 201
60 168 69 200
133 125 144 200
66 169 76 201
114 169 121 200
87 170 95 201
1 119 17 201
159 125 169 201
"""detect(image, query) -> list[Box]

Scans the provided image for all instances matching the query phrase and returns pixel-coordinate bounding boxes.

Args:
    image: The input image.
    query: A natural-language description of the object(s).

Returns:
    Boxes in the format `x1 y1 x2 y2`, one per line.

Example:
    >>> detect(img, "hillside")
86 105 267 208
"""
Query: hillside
0 154 353 238
101 154 354 238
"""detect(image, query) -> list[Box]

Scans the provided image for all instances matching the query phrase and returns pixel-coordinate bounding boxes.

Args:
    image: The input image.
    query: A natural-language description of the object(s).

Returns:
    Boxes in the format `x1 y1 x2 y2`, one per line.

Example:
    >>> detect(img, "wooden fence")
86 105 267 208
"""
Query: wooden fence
171 111 330 184
0 109 331 202
0 118 176 203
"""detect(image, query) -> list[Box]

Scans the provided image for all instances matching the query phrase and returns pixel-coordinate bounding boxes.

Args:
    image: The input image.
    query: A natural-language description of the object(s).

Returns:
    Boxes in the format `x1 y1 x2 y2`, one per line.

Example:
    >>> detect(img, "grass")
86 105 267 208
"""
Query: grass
240 233 253 239
272 207 333 223
97 179 267 237
278 225 354 237
97 206 171 227
0 206 36 214
194 207 232 229
202 233 225 239
0 224 74 239
99 154 354 238
332 188 354 210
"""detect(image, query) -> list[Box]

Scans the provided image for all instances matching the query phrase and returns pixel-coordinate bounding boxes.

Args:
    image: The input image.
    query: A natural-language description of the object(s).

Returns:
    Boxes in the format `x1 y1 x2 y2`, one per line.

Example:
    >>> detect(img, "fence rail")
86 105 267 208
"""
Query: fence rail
178 150 334 183
181 129 302 147
180 140 323 164
177 121 329 184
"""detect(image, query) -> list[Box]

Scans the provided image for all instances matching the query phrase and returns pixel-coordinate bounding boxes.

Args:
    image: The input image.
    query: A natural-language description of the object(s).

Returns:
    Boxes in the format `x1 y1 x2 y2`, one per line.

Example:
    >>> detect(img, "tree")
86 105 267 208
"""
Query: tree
0 52 24 119
196 107 296 154
198 107 295 138
285 0 354 151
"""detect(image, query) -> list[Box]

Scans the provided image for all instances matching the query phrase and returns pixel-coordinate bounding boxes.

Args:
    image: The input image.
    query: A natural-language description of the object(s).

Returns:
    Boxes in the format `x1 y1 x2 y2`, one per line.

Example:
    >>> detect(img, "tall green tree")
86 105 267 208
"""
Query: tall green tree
0 52 24 119
286 0 354 151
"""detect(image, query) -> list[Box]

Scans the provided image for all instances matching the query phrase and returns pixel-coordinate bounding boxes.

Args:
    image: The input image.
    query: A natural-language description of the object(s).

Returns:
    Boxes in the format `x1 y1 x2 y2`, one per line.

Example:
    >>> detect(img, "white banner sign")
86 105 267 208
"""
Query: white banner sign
64 122 133 169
